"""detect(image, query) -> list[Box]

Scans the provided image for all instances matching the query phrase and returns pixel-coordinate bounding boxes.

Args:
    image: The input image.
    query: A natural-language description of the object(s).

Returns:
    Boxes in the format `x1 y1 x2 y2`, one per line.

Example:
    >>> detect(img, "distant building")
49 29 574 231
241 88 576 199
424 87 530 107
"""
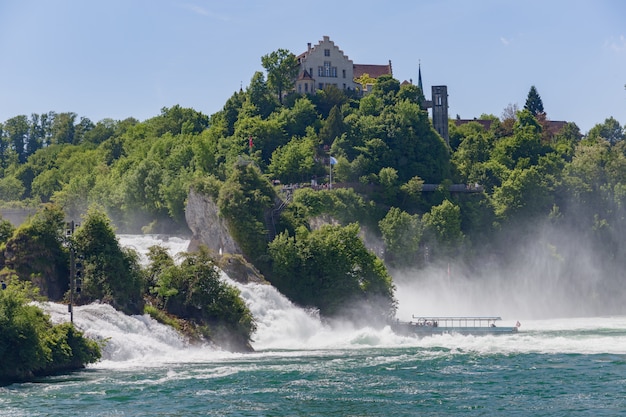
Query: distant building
295 36 392 94
414 64 449 144
295 36 449 143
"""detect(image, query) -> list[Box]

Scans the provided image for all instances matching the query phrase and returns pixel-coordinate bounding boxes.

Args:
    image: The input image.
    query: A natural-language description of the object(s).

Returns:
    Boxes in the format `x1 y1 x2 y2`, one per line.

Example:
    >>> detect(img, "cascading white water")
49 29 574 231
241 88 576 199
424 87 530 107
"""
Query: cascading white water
41 235 626 366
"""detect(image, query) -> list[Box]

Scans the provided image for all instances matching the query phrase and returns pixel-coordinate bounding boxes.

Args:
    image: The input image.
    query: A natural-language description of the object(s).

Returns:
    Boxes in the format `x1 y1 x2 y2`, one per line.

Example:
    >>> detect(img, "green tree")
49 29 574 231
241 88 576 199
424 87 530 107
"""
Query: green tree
268 135 320 184
372 74 400 102
2 204 69 300
83 118 118 145
218 163 275 263
311 85 349 118
147 246 255 351
319 105 346 146
378 166 399 203
72 207 145 314
268 223 396 323
0 282 100 384
587 117 624 145
379 207 422 268
0 176 25 201
3 115 29 163
244 71 278 119
491 165 554 221
261 48 299 105
399 176 424 208
50 112 77 145
0 216 14 245
275 96 320 138
146 105 209 136
422 199 464 255
524 85 545 117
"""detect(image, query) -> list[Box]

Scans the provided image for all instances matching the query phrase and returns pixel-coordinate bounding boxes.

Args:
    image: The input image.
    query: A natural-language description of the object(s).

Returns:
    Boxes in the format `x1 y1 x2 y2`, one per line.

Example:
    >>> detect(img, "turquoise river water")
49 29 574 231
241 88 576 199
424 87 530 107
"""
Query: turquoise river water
1 235 624 416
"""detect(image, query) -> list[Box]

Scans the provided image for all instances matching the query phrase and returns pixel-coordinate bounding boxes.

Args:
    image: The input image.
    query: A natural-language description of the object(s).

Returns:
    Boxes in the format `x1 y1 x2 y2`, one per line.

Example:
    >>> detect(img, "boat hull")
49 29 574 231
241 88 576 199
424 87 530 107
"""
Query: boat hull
392 323 518 336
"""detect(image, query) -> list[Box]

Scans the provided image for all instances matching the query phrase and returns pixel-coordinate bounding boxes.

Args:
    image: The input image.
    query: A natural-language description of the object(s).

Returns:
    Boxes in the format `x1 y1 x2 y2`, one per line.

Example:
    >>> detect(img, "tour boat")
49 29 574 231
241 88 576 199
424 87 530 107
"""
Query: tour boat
392 316 520 336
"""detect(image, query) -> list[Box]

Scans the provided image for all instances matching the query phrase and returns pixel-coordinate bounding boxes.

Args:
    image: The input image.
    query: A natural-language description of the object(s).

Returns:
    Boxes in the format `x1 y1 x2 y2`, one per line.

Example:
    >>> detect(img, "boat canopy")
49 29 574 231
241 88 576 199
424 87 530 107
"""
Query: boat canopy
411 316 502 327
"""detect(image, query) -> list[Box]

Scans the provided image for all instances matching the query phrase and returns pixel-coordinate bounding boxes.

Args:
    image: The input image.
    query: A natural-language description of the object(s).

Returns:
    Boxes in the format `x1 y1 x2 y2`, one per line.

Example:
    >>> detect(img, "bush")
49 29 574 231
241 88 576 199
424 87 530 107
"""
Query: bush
0 282 101 384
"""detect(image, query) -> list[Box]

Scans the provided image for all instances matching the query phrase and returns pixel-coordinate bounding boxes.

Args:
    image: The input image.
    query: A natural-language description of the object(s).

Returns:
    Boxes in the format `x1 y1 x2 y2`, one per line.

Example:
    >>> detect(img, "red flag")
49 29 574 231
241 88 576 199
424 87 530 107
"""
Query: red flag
248 136 254 148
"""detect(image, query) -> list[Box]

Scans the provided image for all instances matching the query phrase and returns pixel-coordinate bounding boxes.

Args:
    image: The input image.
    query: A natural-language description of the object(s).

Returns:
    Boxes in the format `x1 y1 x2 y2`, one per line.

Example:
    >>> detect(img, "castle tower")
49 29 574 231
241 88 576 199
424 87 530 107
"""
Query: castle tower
431 85 449 144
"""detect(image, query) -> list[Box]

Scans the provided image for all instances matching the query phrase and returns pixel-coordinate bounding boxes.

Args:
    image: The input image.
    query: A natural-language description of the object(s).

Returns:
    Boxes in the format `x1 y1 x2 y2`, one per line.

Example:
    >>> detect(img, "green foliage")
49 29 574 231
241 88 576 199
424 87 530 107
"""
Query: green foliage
0 217 14 245
586 117 624 145
144 304 181 330
290 187 376 226
2 50 626 322
491 165 554 221
275 97 320 138
244 72 278 119
218 163 275 263
146 105 209 136
268 135 321 184
524 85 545 116
72 207 145 314
0 282 100 384
147 246 255 350
2 204 69 300
0 176 25 201
422 199 464 256
319 105 346 146
261 49 299 105
379 207 422 268
268 223 396 323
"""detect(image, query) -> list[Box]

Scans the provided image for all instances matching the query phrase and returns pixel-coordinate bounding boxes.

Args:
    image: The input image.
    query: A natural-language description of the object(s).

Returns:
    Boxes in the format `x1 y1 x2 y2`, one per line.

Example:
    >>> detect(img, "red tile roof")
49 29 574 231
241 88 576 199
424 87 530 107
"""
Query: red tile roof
353 63 392 79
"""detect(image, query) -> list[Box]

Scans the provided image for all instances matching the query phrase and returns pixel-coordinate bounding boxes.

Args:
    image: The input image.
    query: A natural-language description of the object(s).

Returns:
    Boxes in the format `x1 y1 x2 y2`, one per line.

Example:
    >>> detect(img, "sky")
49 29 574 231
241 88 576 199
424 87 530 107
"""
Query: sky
1 0 625 134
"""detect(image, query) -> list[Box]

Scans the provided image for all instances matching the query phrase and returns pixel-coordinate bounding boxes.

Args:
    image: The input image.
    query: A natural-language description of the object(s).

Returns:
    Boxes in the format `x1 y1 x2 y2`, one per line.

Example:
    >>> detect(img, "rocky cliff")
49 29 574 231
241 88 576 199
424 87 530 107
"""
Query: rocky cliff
185 188 266 284
185 188 242 256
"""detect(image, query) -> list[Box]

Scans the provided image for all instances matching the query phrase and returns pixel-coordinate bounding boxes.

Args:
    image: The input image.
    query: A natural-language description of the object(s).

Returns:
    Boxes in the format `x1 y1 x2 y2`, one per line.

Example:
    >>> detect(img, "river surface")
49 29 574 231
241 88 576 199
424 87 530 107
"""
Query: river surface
1 235 624 416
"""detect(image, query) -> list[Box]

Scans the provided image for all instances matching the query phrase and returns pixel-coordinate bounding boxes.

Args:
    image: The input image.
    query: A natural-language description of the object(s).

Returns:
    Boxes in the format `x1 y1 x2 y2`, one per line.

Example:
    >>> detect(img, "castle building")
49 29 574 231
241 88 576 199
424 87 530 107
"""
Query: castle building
295 36 449 143
295 36 392 94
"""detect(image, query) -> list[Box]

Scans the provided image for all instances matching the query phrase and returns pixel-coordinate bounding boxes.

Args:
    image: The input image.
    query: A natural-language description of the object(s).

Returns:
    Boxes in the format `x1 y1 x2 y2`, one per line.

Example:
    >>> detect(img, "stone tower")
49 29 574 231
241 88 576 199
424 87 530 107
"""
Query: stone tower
431 85 449 144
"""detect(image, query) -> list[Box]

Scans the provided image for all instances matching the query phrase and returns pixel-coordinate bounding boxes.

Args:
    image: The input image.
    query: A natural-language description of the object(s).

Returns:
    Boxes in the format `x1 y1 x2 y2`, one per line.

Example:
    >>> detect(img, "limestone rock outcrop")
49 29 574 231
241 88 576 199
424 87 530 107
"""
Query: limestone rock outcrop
185 188 241 256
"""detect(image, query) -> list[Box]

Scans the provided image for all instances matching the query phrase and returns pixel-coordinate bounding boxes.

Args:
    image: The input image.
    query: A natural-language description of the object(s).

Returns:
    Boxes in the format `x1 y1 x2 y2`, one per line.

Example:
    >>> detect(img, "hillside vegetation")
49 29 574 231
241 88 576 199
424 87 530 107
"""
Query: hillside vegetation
1 50 626 353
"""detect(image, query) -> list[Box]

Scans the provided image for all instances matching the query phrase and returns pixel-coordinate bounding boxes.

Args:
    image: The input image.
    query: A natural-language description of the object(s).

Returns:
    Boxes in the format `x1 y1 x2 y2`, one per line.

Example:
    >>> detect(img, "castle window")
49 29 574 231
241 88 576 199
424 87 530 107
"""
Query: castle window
319 83 324 90
342 69 346 78
305 83 308 92
324 61 331 77
324 49 330 56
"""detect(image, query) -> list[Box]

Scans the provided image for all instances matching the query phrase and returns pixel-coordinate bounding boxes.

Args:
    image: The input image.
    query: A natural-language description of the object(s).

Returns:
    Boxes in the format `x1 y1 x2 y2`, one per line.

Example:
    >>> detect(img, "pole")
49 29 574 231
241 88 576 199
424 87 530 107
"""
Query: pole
69 245 74 324
67 220 74 324
329 157 332 189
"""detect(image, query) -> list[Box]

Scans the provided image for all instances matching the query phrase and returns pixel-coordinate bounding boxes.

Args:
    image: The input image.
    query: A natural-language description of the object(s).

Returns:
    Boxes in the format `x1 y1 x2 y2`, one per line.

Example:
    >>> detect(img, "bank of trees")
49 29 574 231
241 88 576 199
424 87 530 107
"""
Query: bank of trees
1 48 626 328
0 204 257 361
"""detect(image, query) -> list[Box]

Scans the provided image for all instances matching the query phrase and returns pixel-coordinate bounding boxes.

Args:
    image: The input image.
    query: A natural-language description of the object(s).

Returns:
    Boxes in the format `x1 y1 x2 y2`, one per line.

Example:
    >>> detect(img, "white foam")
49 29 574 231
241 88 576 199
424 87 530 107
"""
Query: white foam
39 235 626 368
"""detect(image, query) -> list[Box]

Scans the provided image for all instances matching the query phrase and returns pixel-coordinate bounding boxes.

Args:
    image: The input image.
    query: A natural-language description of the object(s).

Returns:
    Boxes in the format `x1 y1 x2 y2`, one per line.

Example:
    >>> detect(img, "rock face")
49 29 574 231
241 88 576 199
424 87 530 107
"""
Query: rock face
185 188 242 256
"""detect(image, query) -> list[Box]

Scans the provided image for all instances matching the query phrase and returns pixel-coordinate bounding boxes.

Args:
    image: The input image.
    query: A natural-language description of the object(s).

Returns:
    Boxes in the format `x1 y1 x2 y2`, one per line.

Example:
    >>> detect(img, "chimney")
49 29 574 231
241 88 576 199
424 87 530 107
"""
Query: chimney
307 42 311 53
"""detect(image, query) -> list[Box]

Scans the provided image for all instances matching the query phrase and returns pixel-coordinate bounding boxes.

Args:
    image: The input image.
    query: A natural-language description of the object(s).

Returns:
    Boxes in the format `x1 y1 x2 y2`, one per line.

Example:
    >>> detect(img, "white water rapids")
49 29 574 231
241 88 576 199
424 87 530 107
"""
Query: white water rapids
42 235 626 368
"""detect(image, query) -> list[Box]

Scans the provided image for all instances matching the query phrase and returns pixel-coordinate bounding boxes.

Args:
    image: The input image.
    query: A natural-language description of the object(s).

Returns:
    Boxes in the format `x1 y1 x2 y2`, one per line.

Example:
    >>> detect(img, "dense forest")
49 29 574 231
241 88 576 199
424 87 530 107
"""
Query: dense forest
1 48 626 377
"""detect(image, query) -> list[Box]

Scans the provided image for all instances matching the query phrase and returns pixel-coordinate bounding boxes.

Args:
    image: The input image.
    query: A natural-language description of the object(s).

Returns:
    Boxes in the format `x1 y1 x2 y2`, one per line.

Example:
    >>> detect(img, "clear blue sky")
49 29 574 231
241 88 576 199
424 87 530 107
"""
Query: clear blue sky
1 0 624 133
